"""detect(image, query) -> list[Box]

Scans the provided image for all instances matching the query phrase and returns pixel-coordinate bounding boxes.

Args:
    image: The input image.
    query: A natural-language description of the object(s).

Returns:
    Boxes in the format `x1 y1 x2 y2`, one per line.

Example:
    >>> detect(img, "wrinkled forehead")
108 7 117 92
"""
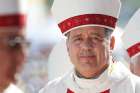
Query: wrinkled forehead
68 26 106 37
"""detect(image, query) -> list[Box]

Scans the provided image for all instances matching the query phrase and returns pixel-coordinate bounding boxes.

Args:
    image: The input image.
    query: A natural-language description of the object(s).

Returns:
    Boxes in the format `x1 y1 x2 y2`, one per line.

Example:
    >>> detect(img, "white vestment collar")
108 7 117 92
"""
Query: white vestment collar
63 61 131 93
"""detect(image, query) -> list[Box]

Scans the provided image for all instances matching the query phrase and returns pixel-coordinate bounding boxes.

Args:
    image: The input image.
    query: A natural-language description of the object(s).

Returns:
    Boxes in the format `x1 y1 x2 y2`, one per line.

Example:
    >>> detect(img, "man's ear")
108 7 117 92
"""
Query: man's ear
130 62 134 73
110 36 115 50
66 32 70 51
66 39 69 51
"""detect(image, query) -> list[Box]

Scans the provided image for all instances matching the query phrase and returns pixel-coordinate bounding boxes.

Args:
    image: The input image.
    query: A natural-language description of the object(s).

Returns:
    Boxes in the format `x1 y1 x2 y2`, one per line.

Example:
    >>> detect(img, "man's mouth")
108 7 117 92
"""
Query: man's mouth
79 55 96 60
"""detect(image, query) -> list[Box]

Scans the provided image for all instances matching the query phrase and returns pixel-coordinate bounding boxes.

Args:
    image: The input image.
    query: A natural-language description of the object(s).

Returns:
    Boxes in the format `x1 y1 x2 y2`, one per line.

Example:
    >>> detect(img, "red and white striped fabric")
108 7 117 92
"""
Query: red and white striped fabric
51 0 121 35
0 0 26 28
122 9 140 58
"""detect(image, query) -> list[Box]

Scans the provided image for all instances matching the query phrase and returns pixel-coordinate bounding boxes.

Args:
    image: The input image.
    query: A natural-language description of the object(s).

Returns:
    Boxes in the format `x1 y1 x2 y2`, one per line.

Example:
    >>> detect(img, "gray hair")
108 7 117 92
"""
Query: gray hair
104 28 113 40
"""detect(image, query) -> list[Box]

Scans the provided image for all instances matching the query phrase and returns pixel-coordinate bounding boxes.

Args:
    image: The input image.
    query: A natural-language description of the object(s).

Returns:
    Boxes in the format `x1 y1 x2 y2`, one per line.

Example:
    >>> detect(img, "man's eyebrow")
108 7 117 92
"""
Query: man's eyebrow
71 33 82 39
90 32 103 37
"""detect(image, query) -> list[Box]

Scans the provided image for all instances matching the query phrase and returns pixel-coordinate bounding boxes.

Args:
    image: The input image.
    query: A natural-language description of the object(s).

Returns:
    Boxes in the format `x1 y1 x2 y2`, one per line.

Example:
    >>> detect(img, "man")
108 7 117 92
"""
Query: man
40 0 140 93
0 0 27 93
122 9 140 76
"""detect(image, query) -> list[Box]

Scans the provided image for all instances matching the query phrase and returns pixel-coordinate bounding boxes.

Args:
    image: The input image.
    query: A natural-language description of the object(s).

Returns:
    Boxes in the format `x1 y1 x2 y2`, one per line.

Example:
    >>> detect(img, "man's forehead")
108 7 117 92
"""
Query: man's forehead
69 26 106 36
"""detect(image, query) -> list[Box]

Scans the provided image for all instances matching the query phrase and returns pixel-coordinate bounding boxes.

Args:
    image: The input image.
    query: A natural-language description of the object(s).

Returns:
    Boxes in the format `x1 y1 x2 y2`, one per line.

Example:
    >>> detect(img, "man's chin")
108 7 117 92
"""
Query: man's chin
79 62 98 70
79 56 96 62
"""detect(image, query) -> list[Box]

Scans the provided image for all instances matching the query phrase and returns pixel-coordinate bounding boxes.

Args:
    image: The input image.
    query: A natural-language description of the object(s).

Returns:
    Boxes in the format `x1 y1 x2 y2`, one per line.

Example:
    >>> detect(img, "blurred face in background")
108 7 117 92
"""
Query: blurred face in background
0 27 27 89
130 54 140 76
66 26 113 79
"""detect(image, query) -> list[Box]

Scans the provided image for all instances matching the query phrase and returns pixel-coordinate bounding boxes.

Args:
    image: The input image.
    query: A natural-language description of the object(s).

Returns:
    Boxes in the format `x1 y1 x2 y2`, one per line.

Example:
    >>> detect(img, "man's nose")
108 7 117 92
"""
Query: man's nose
80 39 94 50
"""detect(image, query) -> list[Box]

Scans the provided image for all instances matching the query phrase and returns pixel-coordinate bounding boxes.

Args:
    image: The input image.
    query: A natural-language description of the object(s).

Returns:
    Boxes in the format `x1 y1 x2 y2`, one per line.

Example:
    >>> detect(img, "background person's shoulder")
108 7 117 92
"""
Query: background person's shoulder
130 74 140 92
39 76 65 93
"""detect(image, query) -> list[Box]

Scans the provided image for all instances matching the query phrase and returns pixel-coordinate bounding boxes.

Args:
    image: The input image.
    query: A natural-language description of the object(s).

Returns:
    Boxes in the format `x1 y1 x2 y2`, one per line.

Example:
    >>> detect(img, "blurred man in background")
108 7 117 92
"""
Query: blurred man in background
0 0 27 93
122 8 140 76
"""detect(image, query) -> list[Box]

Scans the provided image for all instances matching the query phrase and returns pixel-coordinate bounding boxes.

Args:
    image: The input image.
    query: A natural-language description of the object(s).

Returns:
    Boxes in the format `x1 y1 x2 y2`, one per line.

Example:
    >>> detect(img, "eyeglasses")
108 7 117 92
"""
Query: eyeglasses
0 36 30 49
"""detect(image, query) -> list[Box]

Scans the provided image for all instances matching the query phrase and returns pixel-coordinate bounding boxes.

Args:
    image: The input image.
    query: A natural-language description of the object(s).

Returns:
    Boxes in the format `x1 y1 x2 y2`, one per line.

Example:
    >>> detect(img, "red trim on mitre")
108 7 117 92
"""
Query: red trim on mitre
67 89 74 93
127 42 140 57
0 14 26 28
101 89 110 93
58 14 117 33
